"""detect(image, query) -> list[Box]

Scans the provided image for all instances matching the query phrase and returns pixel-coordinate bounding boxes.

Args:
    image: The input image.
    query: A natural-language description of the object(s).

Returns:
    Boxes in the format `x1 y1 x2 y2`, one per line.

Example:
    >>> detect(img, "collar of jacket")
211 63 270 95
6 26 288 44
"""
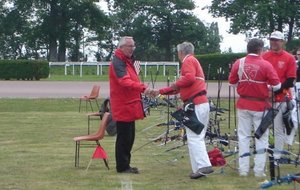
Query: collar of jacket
182 54 192 63
114 48 135 64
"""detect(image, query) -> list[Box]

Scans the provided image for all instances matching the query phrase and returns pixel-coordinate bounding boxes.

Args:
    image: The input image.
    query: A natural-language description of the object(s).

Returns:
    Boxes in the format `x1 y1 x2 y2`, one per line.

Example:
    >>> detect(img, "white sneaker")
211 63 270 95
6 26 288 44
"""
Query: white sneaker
255 173 266 178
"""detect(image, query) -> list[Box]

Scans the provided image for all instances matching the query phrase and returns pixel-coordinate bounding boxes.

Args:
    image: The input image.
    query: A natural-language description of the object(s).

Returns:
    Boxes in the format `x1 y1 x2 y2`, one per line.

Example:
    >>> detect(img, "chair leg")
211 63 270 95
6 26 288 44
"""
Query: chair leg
95 99 100 110
87 115 90 135
75 141 78 167
89 100 94 112
79 99 82 112
85 100 88 112
96 141 109 170
75 141 80 167
103 159 110 170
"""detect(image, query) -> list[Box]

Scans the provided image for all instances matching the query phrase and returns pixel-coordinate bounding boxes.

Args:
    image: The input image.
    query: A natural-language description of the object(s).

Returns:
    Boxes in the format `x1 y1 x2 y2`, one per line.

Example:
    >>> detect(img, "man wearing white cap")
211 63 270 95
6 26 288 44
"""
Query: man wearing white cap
262 31 297 159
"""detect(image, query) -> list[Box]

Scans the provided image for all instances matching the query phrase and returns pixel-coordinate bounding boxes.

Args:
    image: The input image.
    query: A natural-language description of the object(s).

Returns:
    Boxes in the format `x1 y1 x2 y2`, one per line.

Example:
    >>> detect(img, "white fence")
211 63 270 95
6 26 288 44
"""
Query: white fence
49 61 179 78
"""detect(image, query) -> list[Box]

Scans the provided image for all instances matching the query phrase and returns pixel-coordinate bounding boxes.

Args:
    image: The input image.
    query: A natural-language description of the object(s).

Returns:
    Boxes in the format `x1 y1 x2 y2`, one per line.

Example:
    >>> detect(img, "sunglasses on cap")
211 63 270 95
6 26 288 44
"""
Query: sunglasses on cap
270 38 282 41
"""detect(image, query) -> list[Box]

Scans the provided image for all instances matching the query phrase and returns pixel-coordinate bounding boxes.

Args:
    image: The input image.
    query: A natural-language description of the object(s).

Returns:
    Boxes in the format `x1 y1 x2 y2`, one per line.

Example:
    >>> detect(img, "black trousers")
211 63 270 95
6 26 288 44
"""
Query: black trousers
115 121 135 172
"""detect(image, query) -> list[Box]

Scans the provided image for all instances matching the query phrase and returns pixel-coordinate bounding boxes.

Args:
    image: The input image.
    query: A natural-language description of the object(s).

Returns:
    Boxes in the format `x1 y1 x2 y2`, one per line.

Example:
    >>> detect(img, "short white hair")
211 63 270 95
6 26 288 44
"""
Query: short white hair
117 36 133 48
177 42 194 55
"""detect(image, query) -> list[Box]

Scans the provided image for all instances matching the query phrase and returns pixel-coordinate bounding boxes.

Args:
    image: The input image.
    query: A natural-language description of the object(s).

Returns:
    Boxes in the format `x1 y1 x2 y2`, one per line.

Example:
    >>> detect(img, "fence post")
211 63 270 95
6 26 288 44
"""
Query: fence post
48 62 51 78
144 62 147 78
72 64 75 75
97 62 99 76
80 62 83 77
64 64 69 75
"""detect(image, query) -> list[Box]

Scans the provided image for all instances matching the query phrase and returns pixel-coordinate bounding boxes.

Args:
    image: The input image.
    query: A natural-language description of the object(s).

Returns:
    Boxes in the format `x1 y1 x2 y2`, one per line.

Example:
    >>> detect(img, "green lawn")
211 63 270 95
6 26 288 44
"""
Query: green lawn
0 99 299 190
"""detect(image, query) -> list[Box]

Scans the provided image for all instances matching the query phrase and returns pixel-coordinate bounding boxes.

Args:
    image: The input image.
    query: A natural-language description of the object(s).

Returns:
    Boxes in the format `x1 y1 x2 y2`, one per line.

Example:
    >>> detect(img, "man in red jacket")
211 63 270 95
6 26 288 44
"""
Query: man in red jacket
229 38 281 177
109 36 147 174
262 31 297 159
150 42 213 179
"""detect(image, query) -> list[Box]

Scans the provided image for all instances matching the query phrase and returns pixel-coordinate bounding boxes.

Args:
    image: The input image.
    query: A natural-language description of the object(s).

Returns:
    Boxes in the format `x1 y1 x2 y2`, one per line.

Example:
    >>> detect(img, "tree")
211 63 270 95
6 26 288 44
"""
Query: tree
209 0 300 43
0 0 110 61
0 1 34 59
106 0 221 61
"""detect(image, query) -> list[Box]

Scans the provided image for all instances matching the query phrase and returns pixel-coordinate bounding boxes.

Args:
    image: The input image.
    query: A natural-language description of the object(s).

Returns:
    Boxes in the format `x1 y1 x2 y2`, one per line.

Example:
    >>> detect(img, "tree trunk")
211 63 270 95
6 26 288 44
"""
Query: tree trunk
73 25 81 61
48 0 59 62
287 17 294 43
49 40 58 61
58 11 68 62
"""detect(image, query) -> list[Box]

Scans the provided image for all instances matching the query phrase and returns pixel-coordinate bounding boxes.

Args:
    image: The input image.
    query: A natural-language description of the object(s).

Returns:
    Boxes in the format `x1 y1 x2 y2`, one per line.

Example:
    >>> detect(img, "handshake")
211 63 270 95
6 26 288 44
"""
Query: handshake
144 88 160 98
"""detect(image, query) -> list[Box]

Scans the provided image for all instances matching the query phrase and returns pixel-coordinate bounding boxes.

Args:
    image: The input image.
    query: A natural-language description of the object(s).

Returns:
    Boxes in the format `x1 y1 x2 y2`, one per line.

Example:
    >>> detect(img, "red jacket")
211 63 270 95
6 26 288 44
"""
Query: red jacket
109 49 146 122
159 54 208 105
229 54 280 111
262 50 296 102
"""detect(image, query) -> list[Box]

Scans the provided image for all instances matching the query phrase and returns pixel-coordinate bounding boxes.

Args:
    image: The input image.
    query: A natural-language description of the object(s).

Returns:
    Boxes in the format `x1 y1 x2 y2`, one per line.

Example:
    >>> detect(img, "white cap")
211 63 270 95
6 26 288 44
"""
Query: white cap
269 31 284 40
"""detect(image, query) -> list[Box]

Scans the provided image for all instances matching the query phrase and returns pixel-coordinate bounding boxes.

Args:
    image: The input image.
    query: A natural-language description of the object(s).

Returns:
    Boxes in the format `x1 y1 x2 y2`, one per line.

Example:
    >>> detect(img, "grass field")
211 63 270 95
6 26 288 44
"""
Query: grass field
0 98 299 190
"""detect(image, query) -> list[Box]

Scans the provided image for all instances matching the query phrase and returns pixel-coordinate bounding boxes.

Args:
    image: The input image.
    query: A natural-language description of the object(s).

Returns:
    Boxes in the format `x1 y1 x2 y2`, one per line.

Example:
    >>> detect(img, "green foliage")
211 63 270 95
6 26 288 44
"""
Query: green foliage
196 53 246 80
209 0 300 42
0 0 111 61
286 39 300 53
0 0 222 62
107 0 221 61
0 60 49 80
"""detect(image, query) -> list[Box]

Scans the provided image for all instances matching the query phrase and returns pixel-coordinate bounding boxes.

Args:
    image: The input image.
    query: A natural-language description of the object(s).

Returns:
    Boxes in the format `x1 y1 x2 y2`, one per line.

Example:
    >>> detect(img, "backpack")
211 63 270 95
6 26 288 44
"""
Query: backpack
99 98 117 136
208 148 226 167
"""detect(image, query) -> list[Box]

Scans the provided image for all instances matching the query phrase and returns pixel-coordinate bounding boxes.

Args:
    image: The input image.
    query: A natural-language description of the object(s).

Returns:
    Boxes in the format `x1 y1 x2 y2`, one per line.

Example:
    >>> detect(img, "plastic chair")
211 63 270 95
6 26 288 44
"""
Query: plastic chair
79 85 100 112
87 112 102 135
73 112 110 168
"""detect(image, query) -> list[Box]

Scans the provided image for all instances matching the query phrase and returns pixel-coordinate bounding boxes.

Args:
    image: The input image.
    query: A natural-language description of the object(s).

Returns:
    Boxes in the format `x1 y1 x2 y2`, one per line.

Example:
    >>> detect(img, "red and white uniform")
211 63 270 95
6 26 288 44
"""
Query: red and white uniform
229 54 280 111
229 54 280 176
160 54 211 173
263 50 297 159
159 54 208 104
262 50 296 102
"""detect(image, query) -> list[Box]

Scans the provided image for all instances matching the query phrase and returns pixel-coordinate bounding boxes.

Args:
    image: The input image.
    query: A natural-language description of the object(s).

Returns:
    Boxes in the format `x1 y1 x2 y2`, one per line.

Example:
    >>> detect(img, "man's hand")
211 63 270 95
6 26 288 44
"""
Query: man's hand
150 89 160 97
144 88 160 98
144 88 151 96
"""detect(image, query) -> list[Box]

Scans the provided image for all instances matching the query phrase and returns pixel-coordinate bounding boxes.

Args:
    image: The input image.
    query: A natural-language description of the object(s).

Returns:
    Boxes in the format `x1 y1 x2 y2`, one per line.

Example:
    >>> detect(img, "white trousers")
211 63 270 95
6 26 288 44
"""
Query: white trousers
238 109 268 174
274 101 299 159
186 102 211 173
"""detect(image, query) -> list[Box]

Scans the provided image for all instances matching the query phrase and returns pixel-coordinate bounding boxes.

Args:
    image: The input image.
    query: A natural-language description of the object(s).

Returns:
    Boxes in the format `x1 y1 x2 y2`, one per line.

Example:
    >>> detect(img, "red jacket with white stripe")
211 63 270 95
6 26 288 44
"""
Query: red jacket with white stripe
229 54 280 111
159 54 208 105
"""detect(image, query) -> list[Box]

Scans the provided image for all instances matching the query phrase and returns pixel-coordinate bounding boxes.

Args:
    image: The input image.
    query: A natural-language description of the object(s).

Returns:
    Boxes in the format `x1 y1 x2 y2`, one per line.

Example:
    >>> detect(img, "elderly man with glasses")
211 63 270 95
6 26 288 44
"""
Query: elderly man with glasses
109 36 147 174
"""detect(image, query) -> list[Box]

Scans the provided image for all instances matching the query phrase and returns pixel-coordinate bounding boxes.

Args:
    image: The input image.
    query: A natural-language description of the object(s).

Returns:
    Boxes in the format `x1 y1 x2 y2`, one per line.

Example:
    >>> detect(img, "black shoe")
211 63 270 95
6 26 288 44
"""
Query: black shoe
119 167 139 174
190 172 204 179
190 166 214 179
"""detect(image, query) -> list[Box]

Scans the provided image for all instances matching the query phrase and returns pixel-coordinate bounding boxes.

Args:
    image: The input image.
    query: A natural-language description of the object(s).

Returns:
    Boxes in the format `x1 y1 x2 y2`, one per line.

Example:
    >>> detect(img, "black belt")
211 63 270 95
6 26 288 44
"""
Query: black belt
184 90 206 104
240 95 269 102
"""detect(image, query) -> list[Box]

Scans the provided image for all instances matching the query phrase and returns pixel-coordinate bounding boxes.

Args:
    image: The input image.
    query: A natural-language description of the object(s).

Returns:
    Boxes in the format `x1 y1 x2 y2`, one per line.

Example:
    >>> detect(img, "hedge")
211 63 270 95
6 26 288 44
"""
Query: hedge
0 60 49 80
196 53 246 80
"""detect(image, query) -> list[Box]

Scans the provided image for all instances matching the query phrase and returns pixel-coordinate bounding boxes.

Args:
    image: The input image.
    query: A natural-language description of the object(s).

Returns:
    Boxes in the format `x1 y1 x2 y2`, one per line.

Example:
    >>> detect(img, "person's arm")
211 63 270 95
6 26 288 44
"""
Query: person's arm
159 86 179 95
112 59 146 92
175 60 197 88
228 60 239 86
274 77 295 94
